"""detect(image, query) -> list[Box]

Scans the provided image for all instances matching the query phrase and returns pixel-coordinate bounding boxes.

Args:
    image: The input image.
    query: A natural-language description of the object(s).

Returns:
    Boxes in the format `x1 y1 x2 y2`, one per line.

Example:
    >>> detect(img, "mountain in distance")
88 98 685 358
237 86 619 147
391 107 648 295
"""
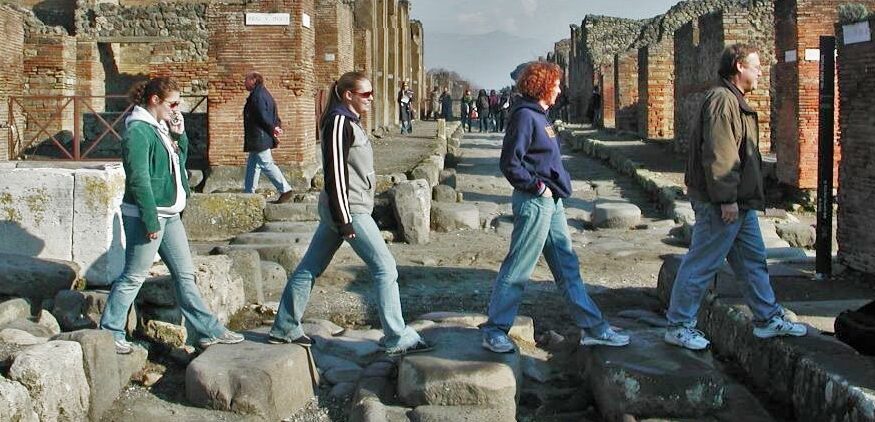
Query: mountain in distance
425 30 552 90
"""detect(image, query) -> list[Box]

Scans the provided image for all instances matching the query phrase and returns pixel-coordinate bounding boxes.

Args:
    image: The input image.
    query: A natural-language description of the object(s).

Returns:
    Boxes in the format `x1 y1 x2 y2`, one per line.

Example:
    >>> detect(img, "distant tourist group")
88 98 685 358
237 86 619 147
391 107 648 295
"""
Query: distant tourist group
102 44 805 361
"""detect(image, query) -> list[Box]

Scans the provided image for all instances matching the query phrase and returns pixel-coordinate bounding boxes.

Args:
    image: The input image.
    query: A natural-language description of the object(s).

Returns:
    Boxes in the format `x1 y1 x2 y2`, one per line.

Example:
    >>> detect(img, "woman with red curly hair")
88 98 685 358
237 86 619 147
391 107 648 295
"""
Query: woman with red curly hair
480 62 630 353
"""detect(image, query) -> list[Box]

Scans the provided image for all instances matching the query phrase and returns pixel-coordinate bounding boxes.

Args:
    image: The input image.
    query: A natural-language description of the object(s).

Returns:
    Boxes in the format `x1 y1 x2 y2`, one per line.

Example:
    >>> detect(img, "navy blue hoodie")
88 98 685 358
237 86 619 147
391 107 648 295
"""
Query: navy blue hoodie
499 97 572 198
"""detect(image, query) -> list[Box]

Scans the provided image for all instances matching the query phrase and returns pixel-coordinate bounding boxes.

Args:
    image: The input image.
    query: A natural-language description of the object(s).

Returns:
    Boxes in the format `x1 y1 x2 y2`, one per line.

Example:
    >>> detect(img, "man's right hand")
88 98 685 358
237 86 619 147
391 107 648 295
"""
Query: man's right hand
273 127 284 138
720 202 739 224
147 232 159 240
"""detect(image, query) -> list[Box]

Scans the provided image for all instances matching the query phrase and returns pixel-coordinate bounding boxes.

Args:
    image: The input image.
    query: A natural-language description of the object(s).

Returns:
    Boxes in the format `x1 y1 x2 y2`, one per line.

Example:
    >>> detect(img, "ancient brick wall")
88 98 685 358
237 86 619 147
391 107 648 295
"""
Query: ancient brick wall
673 3 775 153
354 27 374 129
206 1 316 168
22 33 78 151
638 41 674 140
599 63 616 129
1 6 25 160
836 17 875 274
315 0 354 91
614 51 639 132
410 20 425 119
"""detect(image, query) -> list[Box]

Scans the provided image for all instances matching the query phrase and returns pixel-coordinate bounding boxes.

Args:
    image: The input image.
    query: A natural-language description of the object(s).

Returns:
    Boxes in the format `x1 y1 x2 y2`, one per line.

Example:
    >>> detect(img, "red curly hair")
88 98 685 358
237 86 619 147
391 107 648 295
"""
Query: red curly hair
516 61 562 101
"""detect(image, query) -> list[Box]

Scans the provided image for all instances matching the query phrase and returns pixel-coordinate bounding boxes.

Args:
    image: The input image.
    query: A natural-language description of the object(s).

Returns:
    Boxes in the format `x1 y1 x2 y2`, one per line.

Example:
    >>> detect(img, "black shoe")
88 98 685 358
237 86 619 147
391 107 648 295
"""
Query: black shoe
275 190 294 204
268 334 314 347
386 340 433 357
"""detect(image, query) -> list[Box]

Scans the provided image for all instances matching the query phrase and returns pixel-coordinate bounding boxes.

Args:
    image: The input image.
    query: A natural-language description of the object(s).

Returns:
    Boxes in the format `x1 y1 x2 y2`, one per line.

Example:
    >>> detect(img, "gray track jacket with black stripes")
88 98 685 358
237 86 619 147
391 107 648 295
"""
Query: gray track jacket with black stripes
319 104 376 236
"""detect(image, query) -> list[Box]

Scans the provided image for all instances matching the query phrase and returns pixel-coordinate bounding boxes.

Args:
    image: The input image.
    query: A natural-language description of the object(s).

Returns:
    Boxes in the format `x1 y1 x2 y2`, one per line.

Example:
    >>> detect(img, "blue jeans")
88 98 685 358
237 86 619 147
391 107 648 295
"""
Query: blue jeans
270 203 421 351
100 214 225 342
244 149 292 194
481 190 609 339
400 119 412 134
666 200 782 327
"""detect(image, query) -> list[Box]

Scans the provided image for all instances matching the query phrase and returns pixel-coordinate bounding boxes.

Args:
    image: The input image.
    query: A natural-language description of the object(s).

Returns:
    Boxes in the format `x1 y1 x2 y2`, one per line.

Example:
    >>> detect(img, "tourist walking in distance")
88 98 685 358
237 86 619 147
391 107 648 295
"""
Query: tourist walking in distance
476 89 490 132
398 81 414 135
460 89 474 132
587 85 602 128
269 72 432 356
496 90 509 132
664 44 806 351
440 87 453 120
101 77 244 354
243 71 294 203
488 89 501 132
429 86 441 120
480 62 630 353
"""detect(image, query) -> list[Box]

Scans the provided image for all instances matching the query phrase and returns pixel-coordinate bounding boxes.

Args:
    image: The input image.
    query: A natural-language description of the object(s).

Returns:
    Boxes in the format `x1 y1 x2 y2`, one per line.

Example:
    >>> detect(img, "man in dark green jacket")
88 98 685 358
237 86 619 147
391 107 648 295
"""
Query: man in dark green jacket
664 44 806 351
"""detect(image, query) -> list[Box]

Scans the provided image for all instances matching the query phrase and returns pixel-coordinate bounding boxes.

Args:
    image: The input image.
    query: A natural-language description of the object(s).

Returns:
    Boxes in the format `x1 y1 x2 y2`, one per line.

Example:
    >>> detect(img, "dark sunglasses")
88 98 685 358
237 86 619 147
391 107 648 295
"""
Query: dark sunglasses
352 91 374 99
164 100 181 109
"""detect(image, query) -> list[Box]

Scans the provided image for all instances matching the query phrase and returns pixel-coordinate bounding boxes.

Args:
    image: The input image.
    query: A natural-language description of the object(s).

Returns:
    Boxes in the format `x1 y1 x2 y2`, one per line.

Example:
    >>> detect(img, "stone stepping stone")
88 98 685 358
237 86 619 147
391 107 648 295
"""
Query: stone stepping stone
432 185 458 203
581 328 726 420
258 221 320 233
264 202 319 222
186 329 315 420
417 311 535 344
260 261 287 302
312 333 382 365
409 405 516 421
212 244 307 273
397 324 521 410
431 202 480 232
592 201 641 229
231 232 313 246
0 253 80 301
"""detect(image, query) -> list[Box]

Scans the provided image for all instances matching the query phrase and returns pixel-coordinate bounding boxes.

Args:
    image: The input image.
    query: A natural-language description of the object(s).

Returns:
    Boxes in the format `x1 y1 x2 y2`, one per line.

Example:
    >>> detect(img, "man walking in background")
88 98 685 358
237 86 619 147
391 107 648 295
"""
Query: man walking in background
242 71 294 203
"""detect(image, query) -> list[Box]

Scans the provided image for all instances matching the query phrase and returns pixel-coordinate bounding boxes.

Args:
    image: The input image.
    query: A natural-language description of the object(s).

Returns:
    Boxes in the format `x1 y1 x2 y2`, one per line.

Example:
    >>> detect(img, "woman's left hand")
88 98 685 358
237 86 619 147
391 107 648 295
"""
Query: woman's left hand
169 110 185 135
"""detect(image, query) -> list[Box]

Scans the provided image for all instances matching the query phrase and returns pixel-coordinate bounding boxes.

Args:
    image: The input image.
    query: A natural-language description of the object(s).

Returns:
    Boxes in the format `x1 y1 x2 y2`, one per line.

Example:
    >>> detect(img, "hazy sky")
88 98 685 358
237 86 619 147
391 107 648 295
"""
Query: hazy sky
409 0 682 87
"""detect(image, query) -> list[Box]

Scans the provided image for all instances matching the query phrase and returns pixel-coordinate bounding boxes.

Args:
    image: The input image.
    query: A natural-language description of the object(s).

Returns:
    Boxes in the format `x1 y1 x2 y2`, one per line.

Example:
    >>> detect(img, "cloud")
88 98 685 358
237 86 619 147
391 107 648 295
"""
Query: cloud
521 0 538 15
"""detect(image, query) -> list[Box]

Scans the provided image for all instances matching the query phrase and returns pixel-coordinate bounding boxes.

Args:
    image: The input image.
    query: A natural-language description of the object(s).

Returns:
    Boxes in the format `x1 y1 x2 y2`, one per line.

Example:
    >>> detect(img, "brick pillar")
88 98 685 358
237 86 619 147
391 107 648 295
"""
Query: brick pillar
638 41 674 140
22 34 77 152
315 0 354 90
614 51 638 133
353 0 377 131
600 63 616 129
207 0 316 168
836 17 875 274
0 6 24 161
386 1 399 126
354 27 374 129
410 20 425 120
375 0 390 128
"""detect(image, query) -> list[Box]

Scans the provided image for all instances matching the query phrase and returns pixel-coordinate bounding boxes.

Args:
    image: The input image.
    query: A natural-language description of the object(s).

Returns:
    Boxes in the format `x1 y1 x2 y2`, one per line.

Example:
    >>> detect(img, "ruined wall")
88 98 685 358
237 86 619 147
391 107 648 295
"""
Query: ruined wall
673 2 775 153
22 33 78 151
836 17 875 275
411 19 425 119
614 51 639 132
638 41 674 139
599 62 616 129
315 0 355 91
206 1 316 168
0 5 25 160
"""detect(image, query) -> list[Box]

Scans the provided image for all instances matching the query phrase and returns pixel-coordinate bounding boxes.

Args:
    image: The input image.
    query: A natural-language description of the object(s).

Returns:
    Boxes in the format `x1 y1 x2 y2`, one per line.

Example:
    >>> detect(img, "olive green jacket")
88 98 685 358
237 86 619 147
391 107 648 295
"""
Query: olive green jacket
685 78 764 211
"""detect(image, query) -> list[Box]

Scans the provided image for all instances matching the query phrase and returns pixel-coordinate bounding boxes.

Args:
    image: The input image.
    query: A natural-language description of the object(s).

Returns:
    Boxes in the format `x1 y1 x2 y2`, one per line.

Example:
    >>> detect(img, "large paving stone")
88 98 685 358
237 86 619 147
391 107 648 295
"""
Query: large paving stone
393 179 431 244
9 340 90 422
430 202 480 232
182 193 266 241
775 222 816 249
0 328 47 346
0 253 81 301
261 260 288 302
0 168 74 260
439 168 457 188
212 249 263 304
432 185 458 203
580 328 726 420
258 221 320 233
71 165 127 286
232 231 314 246
592 201 642 229
656 254 740 309
409 405 515 422
417 311 535 344
1 310 61 338
313 333 382 365
0 298 32 326
53 329 121 422
0 376 39 422
202 165 313 194
116 343 148 389
212 244 306 273
52 289 136 335
186 329 315 420
264 202 319 222
411 157 442 188
397 324 521 410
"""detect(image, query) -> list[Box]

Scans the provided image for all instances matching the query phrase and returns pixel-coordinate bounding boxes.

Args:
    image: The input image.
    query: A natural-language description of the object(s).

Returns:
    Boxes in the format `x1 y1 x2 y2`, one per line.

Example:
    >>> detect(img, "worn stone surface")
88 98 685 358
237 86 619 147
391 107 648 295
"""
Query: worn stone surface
0 298 31 327
398 324 521 410
140 320 187 349
313 333 382 365
263 202 319 222
0 328 46 346
53 329 121 422
417 311 535 344
0 253 81 301
201 165 311 194
212 244 305 273
260 260 288 302
393 179 431 244
52 289 136 334
116 343 148 390
8 340 90 422
232 231 314 246
72 165 127 286
432 184 458 203
439 168 457 188
186 329 315 420
0 168 75 260
2 310 60 338
258 221 320 233
0 376 39 422
409 405 516 422
410 156 442 188
376 173 408 194
182 193 266 241
430 202 480 232
304 318 345 336
213 249 263 304
775 222 816 249
592 201 642 229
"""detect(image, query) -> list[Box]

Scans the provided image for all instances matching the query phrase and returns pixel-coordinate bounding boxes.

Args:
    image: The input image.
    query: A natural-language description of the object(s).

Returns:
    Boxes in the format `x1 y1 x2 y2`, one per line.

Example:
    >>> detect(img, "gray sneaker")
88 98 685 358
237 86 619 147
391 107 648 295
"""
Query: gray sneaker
664 326 710 350
482 332 515 353
581 327 630 347
753 314 807 339
199 330 245 349
114 339 132 355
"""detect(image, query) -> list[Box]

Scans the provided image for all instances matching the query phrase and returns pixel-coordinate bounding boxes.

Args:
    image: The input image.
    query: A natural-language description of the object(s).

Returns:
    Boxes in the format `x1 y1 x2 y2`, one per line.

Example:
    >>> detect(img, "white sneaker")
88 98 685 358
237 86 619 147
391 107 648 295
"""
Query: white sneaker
753 314 807 339
114 339 132 355
581 327 630 347
664 326 710 350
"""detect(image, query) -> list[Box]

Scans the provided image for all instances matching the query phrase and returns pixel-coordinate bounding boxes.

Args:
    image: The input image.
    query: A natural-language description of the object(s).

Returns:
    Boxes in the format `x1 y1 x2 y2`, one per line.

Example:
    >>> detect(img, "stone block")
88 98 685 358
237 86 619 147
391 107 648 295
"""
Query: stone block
313 333 382 365
410 156 442 188
656 254 740 309
71 165 127 286
0 253 81 301
592 201 642 229
140 320 186 349
201 165 312 194
409 405 515 422
232 231 313 246
0 376 39 422
398 324 521 409
774 222 816 249
0 329 47 346
186 330 315 420
580 328 726 420
264 202 319 222
393 180 431 245
212 244 306 273
376 173 408 194
1 310 60 338
53 329 121 422
0 298 32 326
212 248 263 304
52 289 136 334
9 340 90 422
258 221 320 233
0 167 75 260
417 311 535 344
430 202 480 232
432 184 457 203
182 193 266 241
260 260 288 302
439 168 457 188
116 343 148 390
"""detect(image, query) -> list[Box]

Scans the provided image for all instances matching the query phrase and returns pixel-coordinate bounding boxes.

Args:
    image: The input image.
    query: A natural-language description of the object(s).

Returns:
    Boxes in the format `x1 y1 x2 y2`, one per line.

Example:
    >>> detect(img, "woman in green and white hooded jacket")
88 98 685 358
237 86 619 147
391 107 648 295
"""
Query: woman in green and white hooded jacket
100 77 244 354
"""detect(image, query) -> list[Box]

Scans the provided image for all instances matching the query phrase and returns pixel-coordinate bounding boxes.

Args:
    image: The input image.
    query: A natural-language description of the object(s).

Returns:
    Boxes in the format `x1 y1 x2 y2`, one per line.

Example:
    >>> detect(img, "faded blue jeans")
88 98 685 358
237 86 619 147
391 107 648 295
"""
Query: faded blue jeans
100 214 225 342
666 200 782 327
481 190 609 340
270 203 421 351
244 149 292 194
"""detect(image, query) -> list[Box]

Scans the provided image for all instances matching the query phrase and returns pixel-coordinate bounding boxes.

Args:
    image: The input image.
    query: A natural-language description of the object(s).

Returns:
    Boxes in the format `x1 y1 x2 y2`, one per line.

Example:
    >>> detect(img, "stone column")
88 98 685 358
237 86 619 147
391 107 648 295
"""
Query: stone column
638 41 674 140
614 51 639 133
0 5 24 161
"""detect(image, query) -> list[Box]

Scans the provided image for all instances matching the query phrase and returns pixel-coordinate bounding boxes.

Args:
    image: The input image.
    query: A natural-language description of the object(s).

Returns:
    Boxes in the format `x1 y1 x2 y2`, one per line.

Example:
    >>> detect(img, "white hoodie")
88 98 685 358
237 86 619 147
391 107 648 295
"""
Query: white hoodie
120 106 186 219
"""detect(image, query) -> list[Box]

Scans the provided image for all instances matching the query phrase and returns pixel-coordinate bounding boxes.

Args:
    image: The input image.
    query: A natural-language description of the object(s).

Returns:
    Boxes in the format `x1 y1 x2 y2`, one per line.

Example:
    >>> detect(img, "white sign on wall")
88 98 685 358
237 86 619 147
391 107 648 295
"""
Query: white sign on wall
302 13 311 28
784 49 797 63
804 49 821 61
324 53 336 62
843 21 872 45
245 13 290 26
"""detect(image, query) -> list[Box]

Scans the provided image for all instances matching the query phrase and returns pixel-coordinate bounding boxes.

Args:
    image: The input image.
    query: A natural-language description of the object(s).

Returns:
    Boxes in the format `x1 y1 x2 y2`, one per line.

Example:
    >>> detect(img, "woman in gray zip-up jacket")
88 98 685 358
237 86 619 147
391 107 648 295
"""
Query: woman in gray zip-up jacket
269 72 431 356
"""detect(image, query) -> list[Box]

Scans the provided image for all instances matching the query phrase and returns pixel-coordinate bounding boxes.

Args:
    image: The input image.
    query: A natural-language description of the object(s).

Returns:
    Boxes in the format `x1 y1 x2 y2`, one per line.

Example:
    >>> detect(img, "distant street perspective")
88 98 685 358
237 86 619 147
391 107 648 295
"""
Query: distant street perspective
2 1 875 422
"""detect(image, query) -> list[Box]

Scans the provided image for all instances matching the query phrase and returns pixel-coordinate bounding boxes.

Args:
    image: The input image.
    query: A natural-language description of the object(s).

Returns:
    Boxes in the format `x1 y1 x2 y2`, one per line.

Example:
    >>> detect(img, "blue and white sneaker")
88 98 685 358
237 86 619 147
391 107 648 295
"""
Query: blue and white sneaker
581 327 630 347
482 332 515 353
753 314 807 339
